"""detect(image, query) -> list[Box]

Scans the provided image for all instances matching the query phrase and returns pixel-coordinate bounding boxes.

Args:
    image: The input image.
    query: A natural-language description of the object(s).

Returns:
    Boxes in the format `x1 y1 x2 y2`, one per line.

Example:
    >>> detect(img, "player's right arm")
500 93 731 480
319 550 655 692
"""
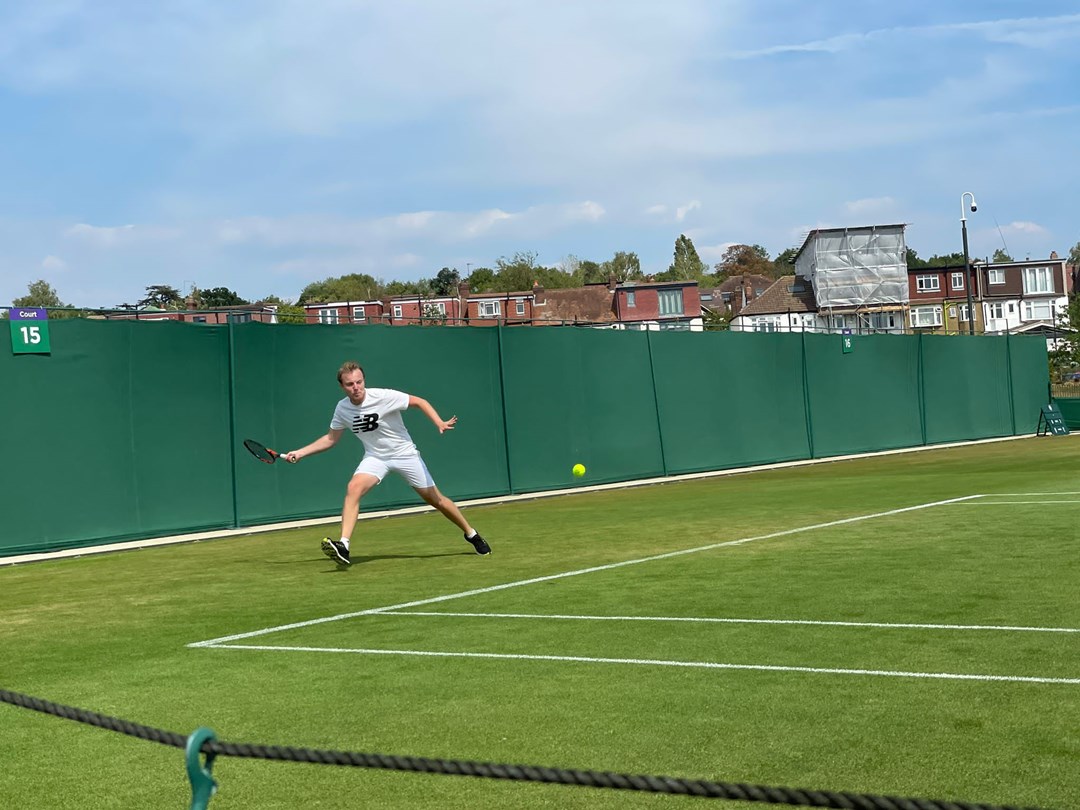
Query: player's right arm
285 428 343 463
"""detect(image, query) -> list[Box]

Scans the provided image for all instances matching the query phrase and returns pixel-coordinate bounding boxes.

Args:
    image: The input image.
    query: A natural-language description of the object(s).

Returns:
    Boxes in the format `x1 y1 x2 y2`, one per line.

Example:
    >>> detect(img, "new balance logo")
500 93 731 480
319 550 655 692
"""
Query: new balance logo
352 413 379 433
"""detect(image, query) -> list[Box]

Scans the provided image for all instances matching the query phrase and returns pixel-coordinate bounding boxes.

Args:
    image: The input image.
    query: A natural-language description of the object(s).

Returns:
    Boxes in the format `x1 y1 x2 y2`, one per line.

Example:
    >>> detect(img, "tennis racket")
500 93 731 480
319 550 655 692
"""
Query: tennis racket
243 439 289 464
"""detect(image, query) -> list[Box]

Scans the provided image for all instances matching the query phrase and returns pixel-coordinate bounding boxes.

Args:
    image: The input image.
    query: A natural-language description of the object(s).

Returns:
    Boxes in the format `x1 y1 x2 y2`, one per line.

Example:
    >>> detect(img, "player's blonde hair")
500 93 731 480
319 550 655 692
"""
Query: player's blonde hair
337 361 365 384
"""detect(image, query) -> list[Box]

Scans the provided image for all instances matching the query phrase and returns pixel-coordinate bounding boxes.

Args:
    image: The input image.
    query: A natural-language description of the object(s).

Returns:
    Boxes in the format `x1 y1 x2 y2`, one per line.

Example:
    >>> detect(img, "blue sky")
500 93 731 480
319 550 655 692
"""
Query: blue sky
1 1 1078 308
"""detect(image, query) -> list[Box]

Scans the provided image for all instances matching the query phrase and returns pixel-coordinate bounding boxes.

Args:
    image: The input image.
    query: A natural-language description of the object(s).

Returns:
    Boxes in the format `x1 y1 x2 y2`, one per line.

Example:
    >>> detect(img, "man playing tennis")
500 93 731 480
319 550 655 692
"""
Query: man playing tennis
284 361 491 565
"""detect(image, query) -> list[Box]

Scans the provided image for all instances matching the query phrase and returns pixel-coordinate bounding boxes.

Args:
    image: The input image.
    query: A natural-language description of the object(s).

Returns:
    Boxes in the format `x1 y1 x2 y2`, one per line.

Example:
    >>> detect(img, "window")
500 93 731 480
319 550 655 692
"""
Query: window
956 304 970 322
866 312 899 332
1023 266 1052 294
352 307 366 323
1022 300 1054 321
909 306 943 328
988 268 1005 285
658 321 691 331
831 315 855 331
657 288 684 316
478 300 500 318
516 300 525 316
318 308 339 324
392 304 403 319
916 275 940 292
987 302 1005 320
951 272 965 290
192 316 207 323
626 291 636 308
751 317 779 333
227 312 252 324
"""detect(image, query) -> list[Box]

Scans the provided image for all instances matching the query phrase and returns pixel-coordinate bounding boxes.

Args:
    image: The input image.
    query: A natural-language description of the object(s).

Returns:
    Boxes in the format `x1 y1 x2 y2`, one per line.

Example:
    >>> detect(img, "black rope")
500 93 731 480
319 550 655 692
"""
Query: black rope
0 689 1050 810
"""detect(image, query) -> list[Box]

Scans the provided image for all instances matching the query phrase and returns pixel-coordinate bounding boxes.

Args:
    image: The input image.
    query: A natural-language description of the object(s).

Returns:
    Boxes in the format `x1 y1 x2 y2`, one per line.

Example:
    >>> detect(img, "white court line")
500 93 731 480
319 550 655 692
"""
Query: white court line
187 495 981 648
982 491 1080 496
377 611 1080 634
949 501 1080 505
203 644 1080 685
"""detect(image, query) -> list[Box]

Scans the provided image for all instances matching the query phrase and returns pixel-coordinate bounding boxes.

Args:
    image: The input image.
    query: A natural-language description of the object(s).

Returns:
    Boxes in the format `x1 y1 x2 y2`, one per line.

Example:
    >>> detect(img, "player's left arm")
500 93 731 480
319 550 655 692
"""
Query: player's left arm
408 395 457 434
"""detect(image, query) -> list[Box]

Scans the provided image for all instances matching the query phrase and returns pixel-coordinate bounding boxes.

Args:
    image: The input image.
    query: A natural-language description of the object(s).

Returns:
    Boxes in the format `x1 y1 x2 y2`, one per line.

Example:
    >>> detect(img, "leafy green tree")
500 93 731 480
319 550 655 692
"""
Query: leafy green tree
275 303 307 324
1068 240 1080 266
493 252 542 292
298 273 381 304
6 279 82 319
702 308 731 331
578 259 605 284
465 266 496 293
656 234 708 282
991 249 1014 263
773 247 799 276
139 285 183 309
197 287 249 308
382 278 432 297
923 252 967 267
905 248 927 269
601 251 643 283
714 244 773 282
431 267 460 296
1049 293 1080 379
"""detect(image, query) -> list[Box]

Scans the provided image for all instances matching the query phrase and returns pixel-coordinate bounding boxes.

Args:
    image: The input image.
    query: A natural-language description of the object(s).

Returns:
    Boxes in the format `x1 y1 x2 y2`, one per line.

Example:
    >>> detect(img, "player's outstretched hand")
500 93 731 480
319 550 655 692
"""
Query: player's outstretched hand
438 415 458 434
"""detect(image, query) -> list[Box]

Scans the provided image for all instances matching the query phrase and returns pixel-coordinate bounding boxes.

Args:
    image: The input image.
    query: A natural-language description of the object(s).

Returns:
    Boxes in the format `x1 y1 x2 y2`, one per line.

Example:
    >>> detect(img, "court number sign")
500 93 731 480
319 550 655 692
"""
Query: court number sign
10 307 51 354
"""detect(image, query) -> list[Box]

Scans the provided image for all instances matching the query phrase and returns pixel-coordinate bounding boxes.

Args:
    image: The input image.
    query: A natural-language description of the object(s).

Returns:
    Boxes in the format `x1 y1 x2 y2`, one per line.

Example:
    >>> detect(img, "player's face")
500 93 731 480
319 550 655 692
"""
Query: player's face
341 369 366 404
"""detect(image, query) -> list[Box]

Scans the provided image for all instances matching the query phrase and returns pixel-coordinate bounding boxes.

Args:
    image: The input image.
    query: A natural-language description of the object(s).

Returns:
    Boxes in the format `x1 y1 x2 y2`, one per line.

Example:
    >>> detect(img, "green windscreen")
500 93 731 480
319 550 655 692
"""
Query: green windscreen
0 321 1050 557
650 331 811 473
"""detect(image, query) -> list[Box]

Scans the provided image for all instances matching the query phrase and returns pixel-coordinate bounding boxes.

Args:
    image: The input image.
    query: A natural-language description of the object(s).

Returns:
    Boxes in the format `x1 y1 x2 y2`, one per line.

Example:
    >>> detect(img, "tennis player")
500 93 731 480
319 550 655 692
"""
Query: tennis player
284 361 491 565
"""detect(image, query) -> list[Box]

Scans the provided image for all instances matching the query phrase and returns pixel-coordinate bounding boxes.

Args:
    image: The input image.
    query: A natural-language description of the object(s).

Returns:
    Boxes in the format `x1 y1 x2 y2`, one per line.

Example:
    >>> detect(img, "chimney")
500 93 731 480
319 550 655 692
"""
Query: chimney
532 280 545 306
607 274 618 292
1050 251 1059 260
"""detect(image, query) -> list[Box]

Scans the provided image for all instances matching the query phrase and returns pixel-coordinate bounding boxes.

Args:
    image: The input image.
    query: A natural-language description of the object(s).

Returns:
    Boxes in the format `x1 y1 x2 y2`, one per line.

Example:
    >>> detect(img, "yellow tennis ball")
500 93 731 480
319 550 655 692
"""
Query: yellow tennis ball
572 463 586 477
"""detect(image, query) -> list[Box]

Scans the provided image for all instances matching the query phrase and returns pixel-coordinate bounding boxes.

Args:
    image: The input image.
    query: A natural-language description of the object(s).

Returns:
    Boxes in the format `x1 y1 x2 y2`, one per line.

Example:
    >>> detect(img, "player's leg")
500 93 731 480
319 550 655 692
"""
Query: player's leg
322 461 385 565
394 455 492 555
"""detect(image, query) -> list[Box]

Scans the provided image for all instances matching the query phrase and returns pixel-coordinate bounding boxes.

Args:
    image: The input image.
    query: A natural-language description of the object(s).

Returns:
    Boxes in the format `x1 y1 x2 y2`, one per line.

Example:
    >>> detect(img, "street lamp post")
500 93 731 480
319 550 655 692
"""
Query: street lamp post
960 192 978 336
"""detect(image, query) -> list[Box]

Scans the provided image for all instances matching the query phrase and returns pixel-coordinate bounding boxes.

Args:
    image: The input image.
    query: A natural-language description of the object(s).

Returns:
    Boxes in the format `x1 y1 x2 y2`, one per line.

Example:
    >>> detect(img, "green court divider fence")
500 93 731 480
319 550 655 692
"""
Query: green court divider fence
0 322 1049 557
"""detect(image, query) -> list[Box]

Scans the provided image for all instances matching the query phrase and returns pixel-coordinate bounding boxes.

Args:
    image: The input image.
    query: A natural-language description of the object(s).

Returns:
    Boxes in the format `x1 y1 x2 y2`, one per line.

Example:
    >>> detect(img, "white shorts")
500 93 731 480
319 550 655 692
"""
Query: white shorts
354 453 436 490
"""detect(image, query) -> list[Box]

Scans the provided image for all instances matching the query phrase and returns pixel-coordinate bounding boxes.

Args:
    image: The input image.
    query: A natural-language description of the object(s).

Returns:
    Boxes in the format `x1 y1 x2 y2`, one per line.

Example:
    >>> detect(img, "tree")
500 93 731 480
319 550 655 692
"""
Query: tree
991 249 1013 263
601 251 643 283
1049 292 1080 380
465 266 496 293
7 280 82 319
923 252 967 267
139 285 183 309
12 280 67 308
298 273 381 304
656 234 709 282
773 247 799 277
493 252 542 292
275 303 307 324
714 244 773 282
431 267 460 296
578 260 605 285
906 248 927 269
197 287 249 308
1068 241 1080 266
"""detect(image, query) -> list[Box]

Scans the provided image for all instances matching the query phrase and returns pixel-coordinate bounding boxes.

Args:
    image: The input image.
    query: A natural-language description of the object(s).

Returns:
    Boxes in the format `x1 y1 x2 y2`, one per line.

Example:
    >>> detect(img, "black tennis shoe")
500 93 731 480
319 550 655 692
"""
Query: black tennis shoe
321 538 351 565
465 532 491 555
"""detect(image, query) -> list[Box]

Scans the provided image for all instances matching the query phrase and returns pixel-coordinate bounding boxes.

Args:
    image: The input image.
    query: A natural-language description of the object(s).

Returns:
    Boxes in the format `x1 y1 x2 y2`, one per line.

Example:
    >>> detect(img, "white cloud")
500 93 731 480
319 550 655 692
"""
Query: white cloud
64 223 181 247
1001 221 1048 235
41 254 67 270
845 197 896 215
565 201 605 222
697 242 737 263
645 204 667 217
675 200 701 221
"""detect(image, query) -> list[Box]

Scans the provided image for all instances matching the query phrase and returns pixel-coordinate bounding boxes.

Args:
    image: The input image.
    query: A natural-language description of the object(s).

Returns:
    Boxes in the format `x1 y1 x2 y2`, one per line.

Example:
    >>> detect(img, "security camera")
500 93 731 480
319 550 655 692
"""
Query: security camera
970 202 978 212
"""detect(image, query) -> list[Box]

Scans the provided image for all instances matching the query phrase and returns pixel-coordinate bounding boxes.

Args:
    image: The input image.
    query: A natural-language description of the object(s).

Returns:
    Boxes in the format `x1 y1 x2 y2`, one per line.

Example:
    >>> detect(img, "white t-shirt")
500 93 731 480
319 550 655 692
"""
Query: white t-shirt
330 387 417 459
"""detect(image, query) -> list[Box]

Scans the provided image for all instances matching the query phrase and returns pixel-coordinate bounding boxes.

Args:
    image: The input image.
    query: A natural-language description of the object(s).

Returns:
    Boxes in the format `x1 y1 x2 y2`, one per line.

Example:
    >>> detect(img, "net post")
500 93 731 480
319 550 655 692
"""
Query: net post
185 727 218 810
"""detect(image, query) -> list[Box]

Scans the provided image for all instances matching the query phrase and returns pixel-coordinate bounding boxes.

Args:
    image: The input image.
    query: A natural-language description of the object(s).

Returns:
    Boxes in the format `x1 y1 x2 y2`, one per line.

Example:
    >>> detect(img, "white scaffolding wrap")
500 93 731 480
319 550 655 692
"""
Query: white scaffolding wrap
795 225 908 308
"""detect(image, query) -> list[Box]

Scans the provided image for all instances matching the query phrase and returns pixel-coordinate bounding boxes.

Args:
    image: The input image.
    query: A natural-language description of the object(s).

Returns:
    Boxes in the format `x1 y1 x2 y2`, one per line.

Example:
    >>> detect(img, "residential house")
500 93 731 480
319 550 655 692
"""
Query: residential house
101 303 279 323
730 275 820 332
795 223 908 334
700 274 773 320
611 279 702 331
975 257 1070 337
906 264 981 334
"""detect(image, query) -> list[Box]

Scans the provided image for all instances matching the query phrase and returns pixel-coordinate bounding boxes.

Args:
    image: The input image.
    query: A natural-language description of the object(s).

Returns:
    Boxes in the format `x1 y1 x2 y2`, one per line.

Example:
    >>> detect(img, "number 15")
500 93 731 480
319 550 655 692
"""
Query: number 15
20 325 41 344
